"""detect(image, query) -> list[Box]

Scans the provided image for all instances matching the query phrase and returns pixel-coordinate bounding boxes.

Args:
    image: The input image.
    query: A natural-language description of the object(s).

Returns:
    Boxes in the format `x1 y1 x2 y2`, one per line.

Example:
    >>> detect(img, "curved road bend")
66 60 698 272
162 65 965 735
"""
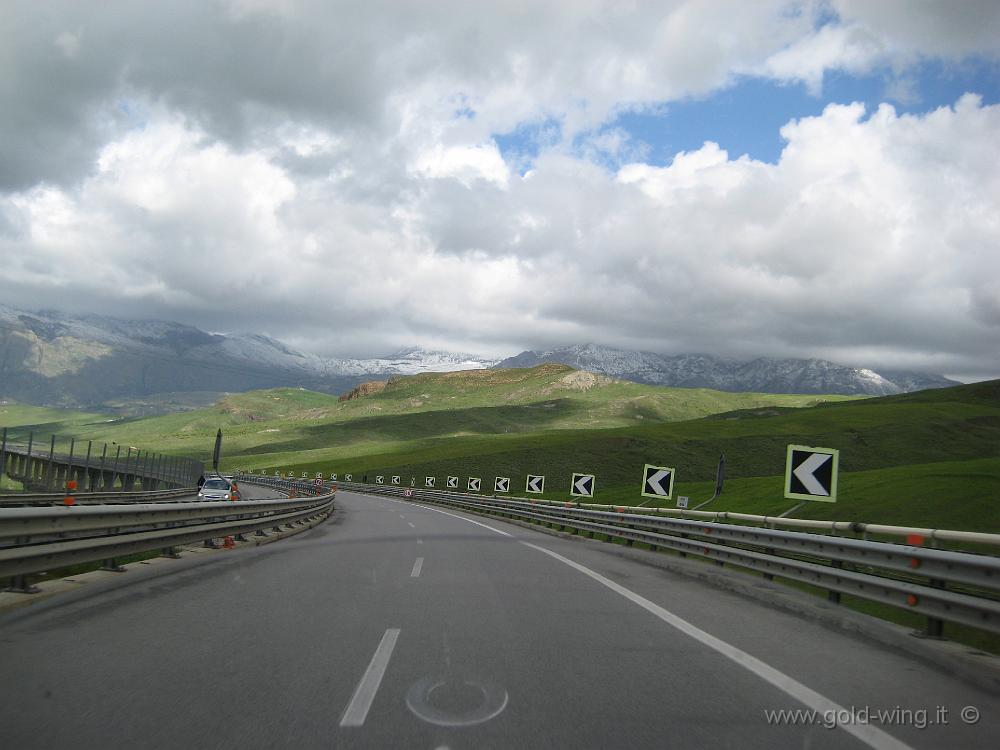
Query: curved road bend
0 489 995 749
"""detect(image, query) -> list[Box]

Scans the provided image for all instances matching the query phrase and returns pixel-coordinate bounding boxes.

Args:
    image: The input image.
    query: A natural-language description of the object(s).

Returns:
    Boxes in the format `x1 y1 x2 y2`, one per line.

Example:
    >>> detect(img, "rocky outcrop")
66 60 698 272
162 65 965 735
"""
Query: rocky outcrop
338 380 388 402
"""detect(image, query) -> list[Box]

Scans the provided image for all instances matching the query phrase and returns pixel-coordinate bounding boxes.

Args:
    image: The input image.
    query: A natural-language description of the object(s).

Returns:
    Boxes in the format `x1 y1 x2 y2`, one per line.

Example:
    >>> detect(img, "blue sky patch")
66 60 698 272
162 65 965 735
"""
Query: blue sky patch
494 58 1000 168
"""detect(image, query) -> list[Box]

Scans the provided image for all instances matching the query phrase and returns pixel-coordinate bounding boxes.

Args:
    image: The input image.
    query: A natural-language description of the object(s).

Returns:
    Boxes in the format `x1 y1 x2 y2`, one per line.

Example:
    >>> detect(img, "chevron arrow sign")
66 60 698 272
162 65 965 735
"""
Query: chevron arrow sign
570 473 595 498
640 465 675 499
784 445 839 502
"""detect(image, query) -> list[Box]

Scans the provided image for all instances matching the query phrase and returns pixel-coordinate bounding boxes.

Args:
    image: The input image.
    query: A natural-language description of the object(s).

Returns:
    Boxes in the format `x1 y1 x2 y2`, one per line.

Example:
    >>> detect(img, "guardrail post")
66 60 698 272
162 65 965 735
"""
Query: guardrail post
922 579 946 638
111 445 121 489
0 427 7 489
101 558 126 572
21 431 34 485
83 440 93 490
827 560 843 603
44 434 56 491
5 573 40 594
66 438 76 487
98 443 107 489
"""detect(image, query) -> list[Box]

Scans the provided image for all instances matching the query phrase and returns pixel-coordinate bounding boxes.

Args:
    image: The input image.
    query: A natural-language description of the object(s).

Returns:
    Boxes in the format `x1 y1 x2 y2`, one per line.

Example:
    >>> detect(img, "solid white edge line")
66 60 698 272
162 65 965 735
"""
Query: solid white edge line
339 628 401 728
403 500 511 536
380 494 911 750
521 542 914 750
411 557 424 578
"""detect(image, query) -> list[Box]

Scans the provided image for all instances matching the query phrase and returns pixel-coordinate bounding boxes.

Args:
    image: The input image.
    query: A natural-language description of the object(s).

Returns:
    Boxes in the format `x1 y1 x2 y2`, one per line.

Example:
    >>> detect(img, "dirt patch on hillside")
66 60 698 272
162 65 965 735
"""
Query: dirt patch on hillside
338 380 388 402
555 370 613 391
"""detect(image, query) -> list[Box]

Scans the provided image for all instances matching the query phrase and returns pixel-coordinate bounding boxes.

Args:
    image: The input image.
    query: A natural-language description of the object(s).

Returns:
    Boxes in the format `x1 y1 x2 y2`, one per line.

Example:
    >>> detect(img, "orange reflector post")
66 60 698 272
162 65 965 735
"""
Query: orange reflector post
906 534 925 546
906 594 919 607
64 479 77 505
909 558 921 569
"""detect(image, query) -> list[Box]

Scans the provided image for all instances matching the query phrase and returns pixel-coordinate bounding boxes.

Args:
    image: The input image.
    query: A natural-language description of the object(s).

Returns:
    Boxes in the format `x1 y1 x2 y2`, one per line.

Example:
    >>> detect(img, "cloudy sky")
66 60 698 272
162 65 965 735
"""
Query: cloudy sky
1 1 998 379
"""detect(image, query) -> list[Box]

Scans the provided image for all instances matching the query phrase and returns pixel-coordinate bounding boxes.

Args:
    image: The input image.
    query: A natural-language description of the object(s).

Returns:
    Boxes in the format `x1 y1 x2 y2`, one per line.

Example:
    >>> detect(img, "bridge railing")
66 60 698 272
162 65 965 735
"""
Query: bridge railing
0 427 204 492
335 481 1000 640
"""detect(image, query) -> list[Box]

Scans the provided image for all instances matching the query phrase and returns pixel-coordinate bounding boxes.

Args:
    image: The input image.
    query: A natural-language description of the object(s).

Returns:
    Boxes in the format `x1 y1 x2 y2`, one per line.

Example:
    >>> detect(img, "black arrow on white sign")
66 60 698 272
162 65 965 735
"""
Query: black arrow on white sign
391 476 400 485
376 476 384 484
495 477 510 492
447 476 458 488
425 477 435 487
468 477 481 492
525 475 544 493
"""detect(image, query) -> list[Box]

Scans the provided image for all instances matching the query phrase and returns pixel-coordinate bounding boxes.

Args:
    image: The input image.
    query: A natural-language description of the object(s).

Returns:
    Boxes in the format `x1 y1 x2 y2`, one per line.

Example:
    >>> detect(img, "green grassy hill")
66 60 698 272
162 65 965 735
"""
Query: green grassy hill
1 364 854 459
3 369 997 532
264 379 1000 531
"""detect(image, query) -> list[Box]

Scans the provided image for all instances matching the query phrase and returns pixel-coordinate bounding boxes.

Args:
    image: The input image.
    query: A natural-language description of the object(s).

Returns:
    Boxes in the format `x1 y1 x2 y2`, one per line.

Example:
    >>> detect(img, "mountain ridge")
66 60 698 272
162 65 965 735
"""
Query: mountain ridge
0 305 957 407
493 344 958 396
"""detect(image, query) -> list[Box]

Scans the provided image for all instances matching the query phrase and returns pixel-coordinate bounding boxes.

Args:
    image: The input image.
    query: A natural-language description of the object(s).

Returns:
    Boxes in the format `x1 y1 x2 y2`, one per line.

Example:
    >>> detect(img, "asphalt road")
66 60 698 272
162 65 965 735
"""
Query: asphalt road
0 489 995 749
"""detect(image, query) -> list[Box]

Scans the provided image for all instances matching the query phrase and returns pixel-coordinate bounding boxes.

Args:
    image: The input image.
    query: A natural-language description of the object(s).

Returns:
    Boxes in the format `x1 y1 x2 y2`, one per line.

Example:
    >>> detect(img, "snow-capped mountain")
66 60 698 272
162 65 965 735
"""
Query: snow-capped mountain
357 347 501 375
0 305 957 408
0 305 497 407
494 344 958 396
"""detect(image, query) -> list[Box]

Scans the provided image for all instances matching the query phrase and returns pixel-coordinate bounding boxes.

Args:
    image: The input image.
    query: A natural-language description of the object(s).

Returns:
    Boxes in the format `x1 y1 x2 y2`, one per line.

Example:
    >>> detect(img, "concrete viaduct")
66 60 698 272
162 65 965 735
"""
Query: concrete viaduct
0 429 202 493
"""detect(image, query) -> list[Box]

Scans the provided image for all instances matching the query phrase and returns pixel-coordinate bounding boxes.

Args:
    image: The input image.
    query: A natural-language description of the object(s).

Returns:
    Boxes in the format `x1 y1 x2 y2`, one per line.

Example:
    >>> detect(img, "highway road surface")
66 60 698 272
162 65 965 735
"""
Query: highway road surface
0 489 996 749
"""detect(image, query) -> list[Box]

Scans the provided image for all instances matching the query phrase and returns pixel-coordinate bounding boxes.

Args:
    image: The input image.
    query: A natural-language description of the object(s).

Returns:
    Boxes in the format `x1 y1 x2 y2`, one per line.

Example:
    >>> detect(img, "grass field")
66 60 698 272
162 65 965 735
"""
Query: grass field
0 364 857 463
2 369 997 533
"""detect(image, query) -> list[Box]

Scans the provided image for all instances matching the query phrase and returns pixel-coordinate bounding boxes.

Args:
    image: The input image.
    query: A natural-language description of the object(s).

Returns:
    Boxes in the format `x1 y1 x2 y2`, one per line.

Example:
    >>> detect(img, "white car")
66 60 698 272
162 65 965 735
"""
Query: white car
198 477 239 501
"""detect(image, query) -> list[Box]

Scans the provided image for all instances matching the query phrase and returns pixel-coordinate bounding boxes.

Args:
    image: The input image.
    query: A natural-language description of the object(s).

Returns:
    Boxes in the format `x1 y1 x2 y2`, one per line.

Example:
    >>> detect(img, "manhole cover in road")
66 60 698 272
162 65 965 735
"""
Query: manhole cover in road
405 675 508 727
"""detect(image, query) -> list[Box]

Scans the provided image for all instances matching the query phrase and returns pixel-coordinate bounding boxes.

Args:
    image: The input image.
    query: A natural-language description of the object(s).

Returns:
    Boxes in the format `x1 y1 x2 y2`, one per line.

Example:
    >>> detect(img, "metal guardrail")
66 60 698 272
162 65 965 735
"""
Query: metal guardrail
242 475 334 497
0 488 198 507
334 481 1000 638
0 487 335 592
483 495 1000 548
